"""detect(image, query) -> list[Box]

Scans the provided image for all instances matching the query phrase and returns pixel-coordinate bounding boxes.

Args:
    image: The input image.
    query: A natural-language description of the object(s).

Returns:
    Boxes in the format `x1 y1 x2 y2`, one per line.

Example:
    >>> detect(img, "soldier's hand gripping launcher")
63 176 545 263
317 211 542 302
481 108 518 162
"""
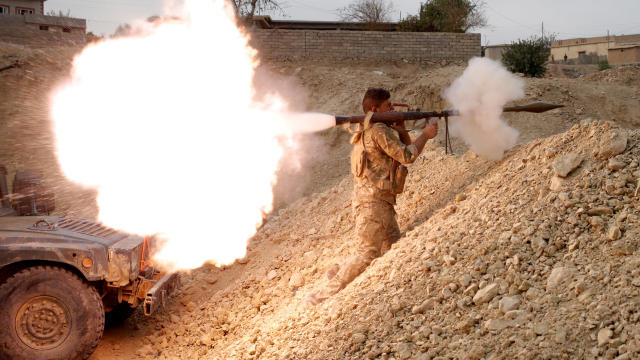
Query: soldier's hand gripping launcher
334 101 564 154
334 101 564 126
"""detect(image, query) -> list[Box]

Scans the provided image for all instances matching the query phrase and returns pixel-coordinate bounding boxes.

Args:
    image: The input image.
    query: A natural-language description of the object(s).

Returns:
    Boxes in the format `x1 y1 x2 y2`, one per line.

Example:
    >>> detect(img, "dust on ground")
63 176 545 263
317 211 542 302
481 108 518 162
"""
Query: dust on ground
1 42 640 360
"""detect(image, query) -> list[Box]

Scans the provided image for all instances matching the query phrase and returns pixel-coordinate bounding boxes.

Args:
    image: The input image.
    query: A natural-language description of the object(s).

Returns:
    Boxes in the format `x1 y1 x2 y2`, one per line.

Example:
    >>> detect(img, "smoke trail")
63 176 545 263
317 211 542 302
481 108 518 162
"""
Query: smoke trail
444 57 524 160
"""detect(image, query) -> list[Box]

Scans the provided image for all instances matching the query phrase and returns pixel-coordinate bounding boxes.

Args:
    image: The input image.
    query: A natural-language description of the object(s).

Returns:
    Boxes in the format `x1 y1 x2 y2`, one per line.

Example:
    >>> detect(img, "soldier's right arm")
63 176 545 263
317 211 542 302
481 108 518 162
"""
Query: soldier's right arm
370 124 418 164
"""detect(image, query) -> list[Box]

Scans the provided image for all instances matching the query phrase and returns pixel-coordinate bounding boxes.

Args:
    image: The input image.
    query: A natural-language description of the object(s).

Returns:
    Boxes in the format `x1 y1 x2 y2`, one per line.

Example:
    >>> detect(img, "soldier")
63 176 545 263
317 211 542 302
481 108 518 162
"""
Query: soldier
307 88 438 305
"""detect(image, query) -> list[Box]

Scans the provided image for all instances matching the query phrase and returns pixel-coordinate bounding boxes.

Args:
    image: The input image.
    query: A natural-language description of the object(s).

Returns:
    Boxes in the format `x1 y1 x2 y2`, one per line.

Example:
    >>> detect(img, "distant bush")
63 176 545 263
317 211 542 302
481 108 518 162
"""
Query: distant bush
501 36 552 78
598 60 611 71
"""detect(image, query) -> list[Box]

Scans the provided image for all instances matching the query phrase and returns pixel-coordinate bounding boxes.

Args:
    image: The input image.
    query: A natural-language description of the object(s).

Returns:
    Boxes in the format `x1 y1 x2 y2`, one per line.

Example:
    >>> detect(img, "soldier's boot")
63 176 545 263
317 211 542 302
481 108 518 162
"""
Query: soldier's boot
306 256 369 306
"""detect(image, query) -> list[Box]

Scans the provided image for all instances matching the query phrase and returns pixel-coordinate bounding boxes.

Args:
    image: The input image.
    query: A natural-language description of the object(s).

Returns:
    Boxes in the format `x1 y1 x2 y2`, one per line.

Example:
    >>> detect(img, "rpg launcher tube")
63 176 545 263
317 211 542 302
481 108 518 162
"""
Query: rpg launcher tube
334 102 564 126
334 110 458 126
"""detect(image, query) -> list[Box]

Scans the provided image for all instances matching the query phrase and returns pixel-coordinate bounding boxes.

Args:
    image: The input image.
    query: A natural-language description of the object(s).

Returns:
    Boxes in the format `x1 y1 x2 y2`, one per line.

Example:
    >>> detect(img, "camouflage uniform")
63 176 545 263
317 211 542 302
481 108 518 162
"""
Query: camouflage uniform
308 122 418 304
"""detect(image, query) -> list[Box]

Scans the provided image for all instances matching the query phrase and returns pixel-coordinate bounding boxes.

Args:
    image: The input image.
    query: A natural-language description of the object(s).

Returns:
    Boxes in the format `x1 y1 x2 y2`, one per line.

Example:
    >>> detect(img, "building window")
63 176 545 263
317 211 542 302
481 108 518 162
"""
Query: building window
0 6 9 15
39 25 49 31
16 7 34 15
63 27 71 33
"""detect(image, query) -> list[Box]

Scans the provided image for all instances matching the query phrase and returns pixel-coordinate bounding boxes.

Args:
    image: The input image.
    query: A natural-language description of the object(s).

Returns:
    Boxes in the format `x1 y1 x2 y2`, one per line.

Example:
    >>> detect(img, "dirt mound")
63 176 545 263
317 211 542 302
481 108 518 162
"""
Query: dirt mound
101 121 639 360
584 64 640 86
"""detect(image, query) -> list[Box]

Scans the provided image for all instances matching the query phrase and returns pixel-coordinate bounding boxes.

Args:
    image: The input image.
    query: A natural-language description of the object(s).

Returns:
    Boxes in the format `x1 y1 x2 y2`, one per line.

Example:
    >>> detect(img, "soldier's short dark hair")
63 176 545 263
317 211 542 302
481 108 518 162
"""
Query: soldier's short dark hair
362 88 390 113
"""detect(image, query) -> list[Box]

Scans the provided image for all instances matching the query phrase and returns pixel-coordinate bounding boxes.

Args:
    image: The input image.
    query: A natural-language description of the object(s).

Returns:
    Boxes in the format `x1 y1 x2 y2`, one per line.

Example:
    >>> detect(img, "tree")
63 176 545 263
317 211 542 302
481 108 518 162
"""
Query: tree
337 0 394 24
501 36 552 77
46 9 72 18
398 0 486 33
230 0 284 20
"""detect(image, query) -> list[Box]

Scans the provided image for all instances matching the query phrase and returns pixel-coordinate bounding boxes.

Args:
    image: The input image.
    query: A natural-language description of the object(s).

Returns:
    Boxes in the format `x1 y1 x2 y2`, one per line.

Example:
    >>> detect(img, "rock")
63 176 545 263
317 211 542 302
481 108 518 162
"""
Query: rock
553 154 583 177
499 296 521 313
550 176 565 191
599 129 628 159
531 237 547 253
443 254 456 265
598 328 613 346
587 207 613 216
455 193 467 202
352 333 366 345
554 328 567 343
288 273 305 289
484 319 510 331
607 158 627 171
267 270 278 281
460 274 472 287
473 283 498 305
547 267 574 291
534 322 549 335
170 314 180 323
607 224 621 241
411 298 435 314
397 342 413 360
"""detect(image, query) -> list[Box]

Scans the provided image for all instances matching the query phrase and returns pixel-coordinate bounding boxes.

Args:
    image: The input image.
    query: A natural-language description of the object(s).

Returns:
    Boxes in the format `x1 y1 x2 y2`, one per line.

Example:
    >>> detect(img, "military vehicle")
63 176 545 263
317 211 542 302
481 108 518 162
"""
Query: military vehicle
0 165 178 360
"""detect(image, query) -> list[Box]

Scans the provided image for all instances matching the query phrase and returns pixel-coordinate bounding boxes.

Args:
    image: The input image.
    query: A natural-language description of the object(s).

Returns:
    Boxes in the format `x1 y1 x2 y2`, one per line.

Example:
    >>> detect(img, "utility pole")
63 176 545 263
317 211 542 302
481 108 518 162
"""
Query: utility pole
541 21 544 40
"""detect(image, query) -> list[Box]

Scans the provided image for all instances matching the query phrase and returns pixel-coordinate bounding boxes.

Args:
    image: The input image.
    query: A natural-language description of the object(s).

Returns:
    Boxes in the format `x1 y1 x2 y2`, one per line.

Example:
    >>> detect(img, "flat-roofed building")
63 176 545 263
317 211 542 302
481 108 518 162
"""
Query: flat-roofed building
609 44 640 65
0 0 86 45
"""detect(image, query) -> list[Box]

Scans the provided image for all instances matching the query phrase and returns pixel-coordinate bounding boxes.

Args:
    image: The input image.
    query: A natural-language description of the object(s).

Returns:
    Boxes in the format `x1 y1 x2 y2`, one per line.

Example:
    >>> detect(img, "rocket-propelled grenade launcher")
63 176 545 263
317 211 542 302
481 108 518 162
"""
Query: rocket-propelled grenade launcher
334 102 564 126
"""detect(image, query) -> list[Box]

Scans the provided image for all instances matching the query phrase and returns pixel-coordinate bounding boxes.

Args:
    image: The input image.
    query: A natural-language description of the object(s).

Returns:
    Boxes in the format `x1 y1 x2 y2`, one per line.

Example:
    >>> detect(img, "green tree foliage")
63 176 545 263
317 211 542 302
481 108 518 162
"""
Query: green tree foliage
598 59 611 71
398 0 486 33
501 37 552 78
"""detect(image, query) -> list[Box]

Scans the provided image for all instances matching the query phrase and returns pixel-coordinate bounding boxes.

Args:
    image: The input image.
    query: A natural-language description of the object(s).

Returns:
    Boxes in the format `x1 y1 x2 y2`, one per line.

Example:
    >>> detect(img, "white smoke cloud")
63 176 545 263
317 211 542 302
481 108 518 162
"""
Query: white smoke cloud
444 57 524 160
50 0 334 270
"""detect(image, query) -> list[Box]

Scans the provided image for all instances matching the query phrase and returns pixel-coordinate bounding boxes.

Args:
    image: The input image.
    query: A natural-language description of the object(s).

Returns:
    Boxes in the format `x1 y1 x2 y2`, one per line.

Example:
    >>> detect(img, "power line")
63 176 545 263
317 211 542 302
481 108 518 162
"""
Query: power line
484 3 537 31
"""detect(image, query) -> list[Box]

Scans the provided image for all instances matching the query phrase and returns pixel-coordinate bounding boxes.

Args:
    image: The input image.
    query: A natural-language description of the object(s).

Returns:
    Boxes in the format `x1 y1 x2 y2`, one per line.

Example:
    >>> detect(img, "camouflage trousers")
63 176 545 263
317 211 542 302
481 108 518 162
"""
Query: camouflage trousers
308 200 401 304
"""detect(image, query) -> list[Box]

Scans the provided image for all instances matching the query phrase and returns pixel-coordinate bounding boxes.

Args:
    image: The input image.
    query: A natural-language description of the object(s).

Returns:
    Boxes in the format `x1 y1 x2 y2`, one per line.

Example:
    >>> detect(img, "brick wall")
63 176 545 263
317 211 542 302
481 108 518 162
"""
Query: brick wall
249 29 481 61
0 14 86 45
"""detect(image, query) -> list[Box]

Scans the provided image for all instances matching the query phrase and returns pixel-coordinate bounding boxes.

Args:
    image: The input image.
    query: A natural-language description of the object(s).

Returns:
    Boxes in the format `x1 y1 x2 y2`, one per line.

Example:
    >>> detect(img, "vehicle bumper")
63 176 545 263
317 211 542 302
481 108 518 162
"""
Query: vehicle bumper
143 272 179 315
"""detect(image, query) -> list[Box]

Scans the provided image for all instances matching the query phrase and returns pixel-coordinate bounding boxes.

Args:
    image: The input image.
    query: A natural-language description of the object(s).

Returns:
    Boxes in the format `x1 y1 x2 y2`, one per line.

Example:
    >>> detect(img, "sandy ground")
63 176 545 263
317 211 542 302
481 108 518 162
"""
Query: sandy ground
1 42 640 360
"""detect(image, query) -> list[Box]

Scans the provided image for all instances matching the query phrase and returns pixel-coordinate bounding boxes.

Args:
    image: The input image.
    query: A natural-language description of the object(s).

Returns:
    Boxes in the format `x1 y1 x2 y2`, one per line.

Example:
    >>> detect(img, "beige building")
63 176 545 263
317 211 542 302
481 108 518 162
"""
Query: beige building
609 44 640 65
0 0 86 45
551 34 640 64
0 0 45 16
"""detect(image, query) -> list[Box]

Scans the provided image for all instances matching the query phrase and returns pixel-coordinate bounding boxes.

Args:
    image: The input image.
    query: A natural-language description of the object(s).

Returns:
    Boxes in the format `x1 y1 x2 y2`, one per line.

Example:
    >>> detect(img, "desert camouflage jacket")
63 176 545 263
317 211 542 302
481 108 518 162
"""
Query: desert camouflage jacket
351 122 418 205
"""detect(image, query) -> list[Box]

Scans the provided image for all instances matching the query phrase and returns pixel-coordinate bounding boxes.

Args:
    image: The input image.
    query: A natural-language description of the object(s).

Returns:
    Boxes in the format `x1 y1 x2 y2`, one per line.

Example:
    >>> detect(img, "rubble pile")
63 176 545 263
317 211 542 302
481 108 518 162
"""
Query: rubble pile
583 64 640 86
126 121 639 360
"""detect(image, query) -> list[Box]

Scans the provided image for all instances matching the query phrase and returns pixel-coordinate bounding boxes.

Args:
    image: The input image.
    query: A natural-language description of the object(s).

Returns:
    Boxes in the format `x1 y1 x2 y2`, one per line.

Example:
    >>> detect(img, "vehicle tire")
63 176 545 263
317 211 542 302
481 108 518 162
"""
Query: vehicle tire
0 265 105 360
105 303 136 328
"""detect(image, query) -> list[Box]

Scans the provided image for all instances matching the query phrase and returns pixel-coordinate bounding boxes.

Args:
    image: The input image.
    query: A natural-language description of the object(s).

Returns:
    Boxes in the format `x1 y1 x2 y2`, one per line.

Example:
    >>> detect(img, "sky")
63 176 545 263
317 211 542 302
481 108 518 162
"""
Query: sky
45 0 640 45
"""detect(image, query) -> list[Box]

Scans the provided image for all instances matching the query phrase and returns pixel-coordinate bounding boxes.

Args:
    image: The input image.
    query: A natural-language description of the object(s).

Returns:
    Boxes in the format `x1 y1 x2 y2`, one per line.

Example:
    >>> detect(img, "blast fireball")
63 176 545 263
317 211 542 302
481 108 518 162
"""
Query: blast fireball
51 0 333 270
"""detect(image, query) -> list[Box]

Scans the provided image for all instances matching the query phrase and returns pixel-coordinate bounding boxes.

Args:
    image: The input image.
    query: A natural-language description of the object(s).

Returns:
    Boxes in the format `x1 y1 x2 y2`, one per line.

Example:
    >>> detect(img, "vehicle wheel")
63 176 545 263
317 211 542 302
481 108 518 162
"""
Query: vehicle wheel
105 303 136 328
0 265 105 360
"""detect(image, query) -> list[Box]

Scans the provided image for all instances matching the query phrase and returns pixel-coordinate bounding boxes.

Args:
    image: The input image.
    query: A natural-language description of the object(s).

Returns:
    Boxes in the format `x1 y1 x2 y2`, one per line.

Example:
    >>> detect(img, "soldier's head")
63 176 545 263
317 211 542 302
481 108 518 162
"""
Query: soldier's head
362 88 393 113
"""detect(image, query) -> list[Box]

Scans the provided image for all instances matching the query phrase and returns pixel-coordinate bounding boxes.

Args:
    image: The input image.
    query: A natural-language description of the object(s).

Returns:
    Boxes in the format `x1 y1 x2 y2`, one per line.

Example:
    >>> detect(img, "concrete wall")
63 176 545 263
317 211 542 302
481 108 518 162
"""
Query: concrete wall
484 45 507 61
249 29 481 61
615 34 640 46
0 14 85 45
1 0 43 15
609 46 640 65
